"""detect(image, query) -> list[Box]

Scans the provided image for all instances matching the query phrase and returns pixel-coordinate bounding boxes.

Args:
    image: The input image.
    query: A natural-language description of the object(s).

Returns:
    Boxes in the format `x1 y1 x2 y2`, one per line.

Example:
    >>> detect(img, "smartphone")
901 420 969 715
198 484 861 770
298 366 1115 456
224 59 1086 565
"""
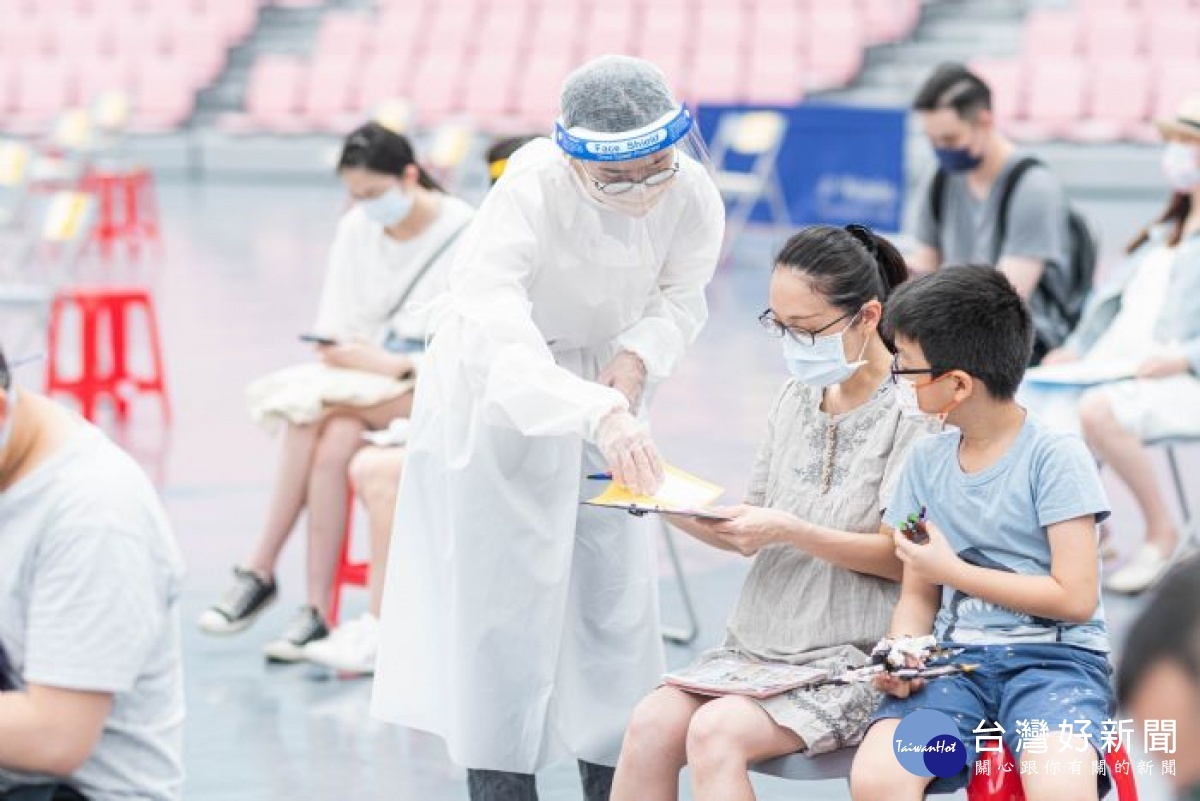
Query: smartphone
299 333 339 347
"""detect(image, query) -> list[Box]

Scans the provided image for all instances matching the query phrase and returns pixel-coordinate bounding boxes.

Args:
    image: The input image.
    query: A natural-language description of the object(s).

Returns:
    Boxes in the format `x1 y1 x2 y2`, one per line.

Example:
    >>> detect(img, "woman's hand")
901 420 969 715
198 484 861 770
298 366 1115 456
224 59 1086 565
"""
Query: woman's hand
1137 349 1190 379
596 409 665 496
598 351 648 411
703 504 802 557
319 342 413 379
872 655 927 698
1040 348 1079 366
893 520 962 587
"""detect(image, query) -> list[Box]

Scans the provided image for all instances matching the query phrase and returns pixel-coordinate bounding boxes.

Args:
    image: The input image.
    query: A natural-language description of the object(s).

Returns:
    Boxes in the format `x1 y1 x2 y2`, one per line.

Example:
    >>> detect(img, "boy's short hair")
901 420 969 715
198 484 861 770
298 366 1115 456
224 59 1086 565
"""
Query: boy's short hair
884 267 1033 399
912 63 992 121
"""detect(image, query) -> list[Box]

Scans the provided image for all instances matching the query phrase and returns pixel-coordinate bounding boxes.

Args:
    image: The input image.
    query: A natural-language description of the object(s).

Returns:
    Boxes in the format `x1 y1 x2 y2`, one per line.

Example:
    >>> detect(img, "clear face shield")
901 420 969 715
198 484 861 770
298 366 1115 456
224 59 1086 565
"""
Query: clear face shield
554 105 714 218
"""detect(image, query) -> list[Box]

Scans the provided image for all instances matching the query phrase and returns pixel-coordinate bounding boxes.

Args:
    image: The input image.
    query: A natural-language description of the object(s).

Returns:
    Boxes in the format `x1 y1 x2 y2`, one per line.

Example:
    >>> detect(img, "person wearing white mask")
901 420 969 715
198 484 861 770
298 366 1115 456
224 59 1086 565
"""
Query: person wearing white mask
198 123 474 661
611 225 933 801
370 56 723 801
1033 95 1200 594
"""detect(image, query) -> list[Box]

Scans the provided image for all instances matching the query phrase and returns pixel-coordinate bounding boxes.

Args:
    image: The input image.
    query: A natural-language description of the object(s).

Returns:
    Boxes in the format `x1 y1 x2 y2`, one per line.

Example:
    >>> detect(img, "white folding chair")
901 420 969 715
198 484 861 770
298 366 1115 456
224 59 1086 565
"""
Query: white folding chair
1146 436 1200 539
660 519 700 645
709 111 791 263
752 745 856 782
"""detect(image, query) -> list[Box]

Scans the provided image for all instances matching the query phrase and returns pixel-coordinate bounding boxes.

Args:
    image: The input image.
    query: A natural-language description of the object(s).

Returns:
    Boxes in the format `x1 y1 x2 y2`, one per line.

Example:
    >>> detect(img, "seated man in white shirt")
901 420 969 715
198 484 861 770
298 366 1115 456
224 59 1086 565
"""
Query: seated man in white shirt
0 344 185 801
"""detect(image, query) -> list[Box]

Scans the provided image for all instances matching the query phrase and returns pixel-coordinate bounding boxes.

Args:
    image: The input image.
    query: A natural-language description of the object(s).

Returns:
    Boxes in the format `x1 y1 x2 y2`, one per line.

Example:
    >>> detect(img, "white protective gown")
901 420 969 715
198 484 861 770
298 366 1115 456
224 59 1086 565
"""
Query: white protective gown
371 138 724 773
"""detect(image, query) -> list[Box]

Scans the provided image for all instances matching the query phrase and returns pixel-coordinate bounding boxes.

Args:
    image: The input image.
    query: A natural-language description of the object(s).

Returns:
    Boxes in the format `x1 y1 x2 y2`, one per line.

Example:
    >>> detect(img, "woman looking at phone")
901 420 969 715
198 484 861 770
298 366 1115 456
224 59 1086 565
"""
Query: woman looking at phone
197 122 473 662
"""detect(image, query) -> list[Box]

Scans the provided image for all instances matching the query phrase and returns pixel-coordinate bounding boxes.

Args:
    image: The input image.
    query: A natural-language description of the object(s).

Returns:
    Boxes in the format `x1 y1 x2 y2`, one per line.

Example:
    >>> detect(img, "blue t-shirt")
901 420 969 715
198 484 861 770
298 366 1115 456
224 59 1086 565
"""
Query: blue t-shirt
886 414 1111 652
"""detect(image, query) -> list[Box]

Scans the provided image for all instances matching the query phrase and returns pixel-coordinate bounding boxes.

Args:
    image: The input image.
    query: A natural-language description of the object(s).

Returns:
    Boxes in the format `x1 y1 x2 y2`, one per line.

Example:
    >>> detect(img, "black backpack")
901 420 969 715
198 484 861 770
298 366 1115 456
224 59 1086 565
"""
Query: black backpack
930 157 1097 338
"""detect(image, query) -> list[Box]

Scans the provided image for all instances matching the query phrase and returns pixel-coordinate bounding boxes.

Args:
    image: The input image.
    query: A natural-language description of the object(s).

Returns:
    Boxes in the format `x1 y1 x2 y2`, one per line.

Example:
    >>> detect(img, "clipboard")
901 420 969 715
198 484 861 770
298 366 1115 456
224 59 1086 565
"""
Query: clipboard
582 465 730 521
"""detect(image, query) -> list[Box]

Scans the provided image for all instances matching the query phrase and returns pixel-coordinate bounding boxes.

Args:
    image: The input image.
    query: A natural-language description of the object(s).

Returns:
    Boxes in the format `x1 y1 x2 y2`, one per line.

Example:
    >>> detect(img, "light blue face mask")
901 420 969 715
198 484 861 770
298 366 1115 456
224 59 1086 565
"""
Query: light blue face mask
781 312 868 389
360 187 414 228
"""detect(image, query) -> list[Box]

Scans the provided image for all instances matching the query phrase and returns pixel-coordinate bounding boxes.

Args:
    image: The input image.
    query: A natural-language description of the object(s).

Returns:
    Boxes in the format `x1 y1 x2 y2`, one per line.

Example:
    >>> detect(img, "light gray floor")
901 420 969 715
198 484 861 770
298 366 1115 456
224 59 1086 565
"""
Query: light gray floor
17 181 1187 800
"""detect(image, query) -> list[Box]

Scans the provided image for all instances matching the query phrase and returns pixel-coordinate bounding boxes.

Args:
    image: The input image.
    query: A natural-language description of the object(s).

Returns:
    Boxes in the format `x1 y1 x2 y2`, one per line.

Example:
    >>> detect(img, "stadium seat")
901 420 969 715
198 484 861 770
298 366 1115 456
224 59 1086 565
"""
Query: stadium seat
1076 59 1151 142
10 59 75 134
315 12 373 59
133 62 195 132
1009 58 1088 142
969 57 1024 127
302 56 358 133
806 12 864 90
221 56 307 133
1080 10 1145 59
1025 9 1080 57
863 0 921 44
744 48 805 105
1147 14 1200 66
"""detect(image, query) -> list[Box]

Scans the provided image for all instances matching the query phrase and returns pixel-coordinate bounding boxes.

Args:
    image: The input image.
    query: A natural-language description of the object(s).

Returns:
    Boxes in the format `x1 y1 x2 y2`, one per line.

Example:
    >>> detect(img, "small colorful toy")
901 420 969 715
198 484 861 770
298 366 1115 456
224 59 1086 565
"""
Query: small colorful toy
901 505 930 544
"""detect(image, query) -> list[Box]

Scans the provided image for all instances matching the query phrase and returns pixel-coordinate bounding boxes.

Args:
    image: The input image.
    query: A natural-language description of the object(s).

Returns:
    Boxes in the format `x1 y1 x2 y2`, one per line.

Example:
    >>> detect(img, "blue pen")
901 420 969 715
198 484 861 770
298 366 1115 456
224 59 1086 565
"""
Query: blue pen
587 472 613 481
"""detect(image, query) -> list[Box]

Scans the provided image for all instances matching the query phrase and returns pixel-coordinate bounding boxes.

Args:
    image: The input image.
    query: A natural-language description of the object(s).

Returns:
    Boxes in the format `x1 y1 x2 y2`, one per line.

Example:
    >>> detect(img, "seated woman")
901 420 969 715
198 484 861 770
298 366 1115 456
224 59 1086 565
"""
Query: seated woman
611 225 931 801
1033 96 1200 594
197 122 474 661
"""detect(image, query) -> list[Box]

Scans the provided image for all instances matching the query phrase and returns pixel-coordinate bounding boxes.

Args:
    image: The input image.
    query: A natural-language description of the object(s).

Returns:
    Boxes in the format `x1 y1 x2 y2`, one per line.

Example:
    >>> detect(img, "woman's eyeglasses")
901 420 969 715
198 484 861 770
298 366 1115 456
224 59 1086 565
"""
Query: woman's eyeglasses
758 309 853 346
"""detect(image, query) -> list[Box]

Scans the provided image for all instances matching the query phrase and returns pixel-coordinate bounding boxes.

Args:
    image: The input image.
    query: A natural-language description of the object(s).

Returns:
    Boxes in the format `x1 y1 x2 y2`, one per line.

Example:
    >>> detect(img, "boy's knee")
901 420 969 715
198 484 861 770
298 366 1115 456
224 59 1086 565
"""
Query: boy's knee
850 720 910 801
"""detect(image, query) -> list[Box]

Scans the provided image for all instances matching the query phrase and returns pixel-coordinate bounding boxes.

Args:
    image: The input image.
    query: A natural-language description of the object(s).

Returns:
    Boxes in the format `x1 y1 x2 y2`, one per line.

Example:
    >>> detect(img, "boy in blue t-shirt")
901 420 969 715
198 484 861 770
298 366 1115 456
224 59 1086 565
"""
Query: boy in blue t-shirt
849 268 1115 800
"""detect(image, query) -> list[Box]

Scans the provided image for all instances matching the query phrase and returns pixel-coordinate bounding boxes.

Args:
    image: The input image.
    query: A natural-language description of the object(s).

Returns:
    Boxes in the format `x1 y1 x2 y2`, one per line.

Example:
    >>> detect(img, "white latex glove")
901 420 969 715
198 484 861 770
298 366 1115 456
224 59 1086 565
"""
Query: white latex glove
597 351 647 411
595 409 665 497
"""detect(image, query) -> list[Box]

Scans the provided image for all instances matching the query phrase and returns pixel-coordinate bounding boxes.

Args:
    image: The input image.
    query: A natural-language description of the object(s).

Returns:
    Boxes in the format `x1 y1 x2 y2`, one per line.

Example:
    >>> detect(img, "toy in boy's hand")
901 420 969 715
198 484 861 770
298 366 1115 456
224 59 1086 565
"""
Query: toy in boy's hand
901 506 930 544
870 634 939 669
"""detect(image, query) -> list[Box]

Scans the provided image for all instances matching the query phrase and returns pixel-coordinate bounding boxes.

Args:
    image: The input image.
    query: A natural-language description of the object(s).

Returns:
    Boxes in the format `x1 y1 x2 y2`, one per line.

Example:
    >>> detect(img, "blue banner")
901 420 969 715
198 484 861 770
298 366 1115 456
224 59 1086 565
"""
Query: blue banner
698 102 907 232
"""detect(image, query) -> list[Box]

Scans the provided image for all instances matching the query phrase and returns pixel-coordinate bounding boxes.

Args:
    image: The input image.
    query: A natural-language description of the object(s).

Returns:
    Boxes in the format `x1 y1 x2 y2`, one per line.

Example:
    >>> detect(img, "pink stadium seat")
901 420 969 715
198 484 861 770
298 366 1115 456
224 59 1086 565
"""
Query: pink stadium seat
407 56 465 125
10 59 75 133
533 4 583 40
697 6 745 41
2 17 52 60
173 33 228 88
51 14 111 57
688 51 745 106
224 55 306 133
1079 0 1134 12
461 58 519 125
1009 58 1087 142
1080 10 1144 59
424 6 476 53
745 49 804 105
643 4 688 37
863 0 921 44
76 54 133 104
1024 9 1080 57
1147 15 1200 66
805 13 864 90
378 3 425 33
355 56 411 112
968 57 1024 126
1153 60 1200 123
1141 0 1194 9
302 56 357 132
133 61 194 131
315 12 372 58
1076 58 1151 141
109 14 171 60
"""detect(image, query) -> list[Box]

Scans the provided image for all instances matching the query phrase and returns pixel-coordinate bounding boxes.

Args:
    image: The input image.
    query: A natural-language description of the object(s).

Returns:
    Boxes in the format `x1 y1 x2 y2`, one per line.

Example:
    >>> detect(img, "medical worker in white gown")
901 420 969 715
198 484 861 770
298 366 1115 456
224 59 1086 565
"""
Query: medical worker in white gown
371 55 725 800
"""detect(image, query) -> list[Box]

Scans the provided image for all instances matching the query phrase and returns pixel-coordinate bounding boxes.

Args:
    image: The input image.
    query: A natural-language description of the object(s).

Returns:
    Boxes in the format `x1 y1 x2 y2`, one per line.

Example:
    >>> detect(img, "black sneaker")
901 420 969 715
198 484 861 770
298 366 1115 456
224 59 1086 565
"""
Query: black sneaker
198 567 277 635
263 606 330 663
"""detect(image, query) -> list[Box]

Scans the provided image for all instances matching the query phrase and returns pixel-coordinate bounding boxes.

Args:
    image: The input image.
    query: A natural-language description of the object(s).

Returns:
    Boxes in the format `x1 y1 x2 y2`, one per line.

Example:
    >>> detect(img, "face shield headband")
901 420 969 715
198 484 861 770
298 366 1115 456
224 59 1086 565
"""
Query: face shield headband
553 106 693 162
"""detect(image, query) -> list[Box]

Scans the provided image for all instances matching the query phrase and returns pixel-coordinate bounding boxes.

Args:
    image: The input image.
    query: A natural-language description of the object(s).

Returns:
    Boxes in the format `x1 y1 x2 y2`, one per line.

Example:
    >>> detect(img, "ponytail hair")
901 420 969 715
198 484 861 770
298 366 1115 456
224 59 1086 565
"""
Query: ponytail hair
337 122 444 193
1127 191 1192 253
773 223 909 313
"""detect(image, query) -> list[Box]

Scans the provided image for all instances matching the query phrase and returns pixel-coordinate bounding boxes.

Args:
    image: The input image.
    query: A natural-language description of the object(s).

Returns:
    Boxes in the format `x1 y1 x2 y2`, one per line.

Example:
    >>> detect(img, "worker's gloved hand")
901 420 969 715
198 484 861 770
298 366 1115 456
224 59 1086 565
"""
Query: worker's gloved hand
595 409 665 497
598 351 648 411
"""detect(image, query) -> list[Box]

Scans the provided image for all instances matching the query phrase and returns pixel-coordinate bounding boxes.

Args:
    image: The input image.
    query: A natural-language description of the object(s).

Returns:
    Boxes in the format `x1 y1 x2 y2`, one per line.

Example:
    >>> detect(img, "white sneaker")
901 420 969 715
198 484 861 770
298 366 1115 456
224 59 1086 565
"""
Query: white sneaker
1104 543 1170 594
304 613 380 674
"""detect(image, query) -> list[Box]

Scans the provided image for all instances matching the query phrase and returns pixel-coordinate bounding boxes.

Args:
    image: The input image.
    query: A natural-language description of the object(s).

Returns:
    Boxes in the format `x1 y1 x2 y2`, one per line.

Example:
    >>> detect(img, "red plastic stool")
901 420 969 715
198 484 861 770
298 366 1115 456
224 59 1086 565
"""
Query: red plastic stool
328 485 369 626
80 165 161 260
967 743 1139 801
45 286 170 423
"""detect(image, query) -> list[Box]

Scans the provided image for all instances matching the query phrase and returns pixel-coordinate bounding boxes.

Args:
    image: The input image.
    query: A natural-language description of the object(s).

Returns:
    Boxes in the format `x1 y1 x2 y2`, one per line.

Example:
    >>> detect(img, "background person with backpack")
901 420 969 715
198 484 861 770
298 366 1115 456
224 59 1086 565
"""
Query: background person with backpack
1033 95 1200 595
908 63 1095 364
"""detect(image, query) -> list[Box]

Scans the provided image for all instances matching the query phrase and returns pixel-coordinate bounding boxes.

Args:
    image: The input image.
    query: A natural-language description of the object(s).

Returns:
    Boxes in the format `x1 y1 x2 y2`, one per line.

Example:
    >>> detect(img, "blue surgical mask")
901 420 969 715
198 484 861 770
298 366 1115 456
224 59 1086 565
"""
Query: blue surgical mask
360 187 413 227
932 145 983 173
780 316 868 389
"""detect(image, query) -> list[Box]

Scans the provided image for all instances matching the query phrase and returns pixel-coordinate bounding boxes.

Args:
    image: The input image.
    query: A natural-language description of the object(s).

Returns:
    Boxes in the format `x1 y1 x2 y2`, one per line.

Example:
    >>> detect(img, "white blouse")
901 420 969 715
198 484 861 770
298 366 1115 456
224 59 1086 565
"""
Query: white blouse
314 194 474 345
